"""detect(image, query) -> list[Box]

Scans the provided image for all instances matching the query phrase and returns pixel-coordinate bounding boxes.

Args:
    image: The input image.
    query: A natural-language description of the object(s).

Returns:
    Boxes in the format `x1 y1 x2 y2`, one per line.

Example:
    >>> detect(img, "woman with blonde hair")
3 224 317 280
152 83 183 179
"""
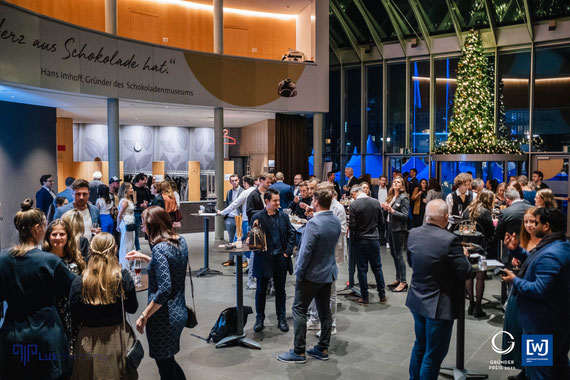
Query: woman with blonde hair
495 182 507 208
381 176 410 292
118 182 136 268
0 199 76 379
43 219 86 352
462 189 496 318
70 232 138 380
534 188 557 208
62 208 90 261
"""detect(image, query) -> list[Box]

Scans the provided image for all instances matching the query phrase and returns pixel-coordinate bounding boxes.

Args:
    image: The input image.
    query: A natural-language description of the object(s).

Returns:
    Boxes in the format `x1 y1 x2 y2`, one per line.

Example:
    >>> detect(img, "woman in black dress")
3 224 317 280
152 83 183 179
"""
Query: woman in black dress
43 219 86 354
0 199 76 379
127 206 188 380
462 189 496 318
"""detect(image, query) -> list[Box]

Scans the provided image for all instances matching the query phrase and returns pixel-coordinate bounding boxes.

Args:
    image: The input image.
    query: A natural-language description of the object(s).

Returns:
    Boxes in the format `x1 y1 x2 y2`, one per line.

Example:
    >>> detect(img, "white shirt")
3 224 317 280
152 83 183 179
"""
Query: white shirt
445 189 471 215
227 187 243 217
221 186 256 221
79 207 93 241
377 186 388 204
330 198 347 235
96 198 112 215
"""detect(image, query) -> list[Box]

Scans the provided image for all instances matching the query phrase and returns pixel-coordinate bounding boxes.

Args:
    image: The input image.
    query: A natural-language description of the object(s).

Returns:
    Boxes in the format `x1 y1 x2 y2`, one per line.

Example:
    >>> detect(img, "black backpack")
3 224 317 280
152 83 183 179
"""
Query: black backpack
206 306 253 343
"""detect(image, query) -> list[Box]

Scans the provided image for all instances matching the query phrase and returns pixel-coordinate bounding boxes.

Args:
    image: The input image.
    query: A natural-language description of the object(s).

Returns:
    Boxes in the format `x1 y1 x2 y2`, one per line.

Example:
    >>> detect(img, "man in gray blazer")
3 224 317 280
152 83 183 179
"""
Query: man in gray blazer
406 199 473 379
277 188 341 363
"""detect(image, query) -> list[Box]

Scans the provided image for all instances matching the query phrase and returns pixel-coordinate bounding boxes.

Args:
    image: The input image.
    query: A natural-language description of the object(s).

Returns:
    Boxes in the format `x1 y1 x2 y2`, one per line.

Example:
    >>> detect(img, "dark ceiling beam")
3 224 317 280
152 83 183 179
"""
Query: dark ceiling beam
444 0 464 46
408 0 431 52
521 0 534 41
381 0 407 56
483 0 497 46
353 0 383 59
330 0 363 61
329 32 343 64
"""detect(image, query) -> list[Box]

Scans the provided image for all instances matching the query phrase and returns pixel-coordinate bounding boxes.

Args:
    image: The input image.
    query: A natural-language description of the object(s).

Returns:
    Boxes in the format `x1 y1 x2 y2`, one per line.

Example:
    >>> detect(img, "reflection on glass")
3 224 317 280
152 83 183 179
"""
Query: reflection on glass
534 46 570 152
411 61 430 153
500 51 530 151
367 65 382 154
435 58 459 147
346 67 362 155
325 70 341 155
387 63 406 153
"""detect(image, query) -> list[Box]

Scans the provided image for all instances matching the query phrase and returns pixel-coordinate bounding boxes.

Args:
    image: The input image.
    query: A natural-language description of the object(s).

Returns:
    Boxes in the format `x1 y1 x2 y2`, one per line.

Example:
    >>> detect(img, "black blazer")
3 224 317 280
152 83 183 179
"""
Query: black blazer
406 224 473 320
386 193 410 232
344 177 358 195
246 188 264 221
494 201 532 242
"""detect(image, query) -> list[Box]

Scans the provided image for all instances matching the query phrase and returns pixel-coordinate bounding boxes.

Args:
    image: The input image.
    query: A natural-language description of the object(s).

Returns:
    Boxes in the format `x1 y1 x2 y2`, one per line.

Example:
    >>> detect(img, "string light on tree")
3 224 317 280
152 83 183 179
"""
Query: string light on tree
434 30 523 154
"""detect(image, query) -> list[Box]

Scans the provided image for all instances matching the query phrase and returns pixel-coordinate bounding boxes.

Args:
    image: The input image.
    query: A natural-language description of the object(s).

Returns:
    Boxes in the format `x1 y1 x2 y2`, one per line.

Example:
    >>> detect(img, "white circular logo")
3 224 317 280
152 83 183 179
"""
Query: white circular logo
491 331 515 355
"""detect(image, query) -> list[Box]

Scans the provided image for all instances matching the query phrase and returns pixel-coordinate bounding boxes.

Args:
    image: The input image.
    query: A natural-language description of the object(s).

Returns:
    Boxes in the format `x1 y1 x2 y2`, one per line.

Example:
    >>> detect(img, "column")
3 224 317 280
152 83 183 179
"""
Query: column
429 55 435 178
405 57 411 153
213 0 225 240
107 98 120 180
105 0 117 35
339 65 346 187
360 61 366 174
313 112 324 179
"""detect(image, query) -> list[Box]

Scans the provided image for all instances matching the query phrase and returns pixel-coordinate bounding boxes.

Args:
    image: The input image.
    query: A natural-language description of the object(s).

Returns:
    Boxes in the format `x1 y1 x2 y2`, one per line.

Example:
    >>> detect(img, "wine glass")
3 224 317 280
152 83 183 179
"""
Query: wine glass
133 260 142 287
458 204 463 216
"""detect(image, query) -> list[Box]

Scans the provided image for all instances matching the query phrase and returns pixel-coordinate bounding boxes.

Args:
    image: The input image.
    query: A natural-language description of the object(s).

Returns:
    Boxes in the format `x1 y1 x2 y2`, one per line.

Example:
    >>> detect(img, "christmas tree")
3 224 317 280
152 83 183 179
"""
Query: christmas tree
434 30 522 154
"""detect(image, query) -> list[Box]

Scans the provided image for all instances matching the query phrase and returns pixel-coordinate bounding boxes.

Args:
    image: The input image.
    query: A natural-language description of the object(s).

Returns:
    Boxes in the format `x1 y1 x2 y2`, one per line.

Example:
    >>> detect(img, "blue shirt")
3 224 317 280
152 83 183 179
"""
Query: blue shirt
57 188 74 203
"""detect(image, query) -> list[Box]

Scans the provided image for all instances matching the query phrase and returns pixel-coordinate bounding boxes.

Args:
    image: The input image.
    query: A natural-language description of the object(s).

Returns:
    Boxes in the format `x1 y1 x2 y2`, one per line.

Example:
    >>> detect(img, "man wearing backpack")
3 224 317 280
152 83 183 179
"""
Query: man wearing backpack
249 188 296 334
277 187 341 363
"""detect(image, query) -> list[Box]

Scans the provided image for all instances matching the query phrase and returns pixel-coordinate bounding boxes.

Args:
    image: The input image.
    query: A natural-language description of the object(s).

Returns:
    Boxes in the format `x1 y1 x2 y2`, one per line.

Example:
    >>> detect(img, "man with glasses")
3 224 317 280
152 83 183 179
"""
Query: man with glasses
501 208 570 380
36 174 56 215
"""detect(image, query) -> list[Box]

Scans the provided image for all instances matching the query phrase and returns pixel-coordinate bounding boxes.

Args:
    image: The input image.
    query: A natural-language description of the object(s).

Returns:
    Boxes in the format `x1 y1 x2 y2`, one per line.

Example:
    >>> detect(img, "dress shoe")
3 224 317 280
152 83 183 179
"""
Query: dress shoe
278 319 289 332
391 283 408 292
467 301 475 316
379 296 388 304
355 298 369 305
222 259 235 267
253 319 264 332
387 281 399 289
473 304 487 318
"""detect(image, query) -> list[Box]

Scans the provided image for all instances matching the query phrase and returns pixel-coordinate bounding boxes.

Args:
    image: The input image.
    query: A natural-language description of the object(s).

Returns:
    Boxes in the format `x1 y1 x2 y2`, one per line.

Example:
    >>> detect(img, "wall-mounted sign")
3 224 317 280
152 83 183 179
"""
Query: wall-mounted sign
0 3 327 113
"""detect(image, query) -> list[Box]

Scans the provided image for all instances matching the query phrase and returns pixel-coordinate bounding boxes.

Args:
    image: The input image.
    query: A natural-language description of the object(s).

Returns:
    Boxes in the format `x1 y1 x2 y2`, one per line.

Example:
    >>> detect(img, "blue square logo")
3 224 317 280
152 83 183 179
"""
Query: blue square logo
522 335 553 366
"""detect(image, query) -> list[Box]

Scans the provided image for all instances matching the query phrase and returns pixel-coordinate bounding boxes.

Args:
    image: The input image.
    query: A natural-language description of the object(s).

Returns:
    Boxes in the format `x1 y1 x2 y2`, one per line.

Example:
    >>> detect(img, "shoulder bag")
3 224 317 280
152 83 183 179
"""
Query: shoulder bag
185 259 198 328
120 283 144 370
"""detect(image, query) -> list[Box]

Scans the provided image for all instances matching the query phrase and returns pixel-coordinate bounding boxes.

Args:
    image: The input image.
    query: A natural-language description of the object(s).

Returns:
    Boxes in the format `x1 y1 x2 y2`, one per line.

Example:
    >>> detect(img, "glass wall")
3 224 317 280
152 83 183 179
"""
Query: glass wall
534 46 570 152
387 62 406 153
411 60 430 153
434 57 459 147
326 69 341 155
345 67 362 156
367 64 383 154
499 51 531 150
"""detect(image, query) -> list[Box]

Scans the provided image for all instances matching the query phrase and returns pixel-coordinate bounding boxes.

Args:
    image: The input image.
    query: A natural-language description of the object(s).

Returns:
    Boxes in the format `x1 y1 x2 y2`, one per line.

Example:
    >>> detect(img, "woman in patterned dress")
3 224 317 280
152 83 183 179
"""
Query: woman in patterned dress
43 219 86 354
126 206 188 380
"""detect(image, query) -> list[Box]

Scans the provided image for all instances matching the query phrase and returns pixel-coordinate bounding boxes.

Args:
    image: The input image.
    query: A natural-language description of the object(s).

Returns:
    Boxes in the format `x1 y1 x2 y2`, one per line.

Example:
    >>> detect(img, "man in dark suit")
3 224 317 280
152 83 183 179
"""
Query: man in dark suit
348 184 387 305
342 167 358 196
278 188 341 363
35 174 56 216
501 208 570 380
289 181 312 220
250 189 296 333
406 199 473 380
326 171 341 201
269 172 293 209
495 186 532 244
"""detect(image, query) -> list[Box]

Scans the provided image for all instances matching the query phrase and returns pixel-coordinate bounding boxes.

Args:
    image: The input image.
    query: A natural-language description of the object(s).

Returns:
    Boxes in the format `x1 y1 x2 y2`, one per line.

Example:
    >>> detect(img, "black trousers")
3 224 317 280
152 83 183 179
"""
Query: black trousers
156 357 186 380
292 280 333 355
255 254 288 321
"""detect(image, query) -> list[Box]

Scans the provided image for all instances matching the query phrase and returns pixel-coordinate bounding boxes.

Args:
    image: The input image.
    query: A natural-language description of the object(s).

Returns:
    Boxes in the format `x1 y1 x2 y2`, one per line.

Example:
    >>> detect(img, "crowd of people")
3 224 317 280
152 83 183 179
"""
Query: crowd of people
0 167 568 380
0 172 187 380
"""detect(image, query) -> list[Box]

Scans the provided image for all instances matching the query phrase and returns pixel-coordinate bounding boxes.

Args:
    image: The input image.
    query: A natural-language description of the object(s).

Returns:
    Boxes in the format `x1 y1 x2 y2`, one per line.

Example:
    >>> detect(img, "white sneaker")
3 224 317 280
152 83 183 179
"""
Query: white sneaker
316 327 337 337
386 243 390 249
307 319 321 330
247 279 257 289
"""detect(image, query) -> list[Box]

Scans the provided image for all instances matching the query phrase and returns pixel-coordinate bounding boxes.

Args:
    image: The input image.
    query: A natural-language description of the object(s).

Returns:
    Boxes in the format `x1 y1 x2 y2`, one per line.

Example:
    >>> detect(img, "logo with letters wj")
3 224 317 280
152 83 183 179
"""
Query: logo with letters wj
522 335 553 366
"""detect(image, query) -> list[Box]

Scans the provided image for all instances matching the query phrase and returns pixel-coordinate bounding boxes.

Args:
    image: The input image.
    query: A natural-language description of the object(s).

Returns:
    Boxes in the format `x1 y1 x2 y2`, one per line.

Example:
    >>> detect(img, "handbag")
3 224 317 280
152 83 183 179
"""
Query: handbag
125 223 137 232
120 284 144 370
247 220 267 251
185 260 198 328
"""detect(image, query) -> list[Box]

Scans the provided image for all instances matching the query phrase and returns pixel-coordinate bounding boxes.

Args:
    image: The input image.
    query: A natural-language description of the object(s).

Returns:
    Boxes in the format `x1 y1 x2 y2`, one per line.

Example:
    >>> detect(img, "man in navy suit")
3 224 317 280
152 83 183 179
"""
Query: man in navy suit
278 188 341 363
270 172 293 209
501 208 570 380
35 174 56 216
406 199 473 380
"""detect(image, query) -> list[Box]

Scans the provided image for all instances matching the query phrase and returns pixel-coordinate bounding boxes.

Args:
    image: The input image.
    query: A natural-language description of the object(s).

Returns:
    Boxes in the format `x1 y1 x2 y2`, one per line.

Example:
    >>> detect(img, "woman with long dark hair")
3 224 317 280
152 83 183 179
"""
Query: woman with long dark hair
411 179 428 227
0 199 76 379
381 176 410 293
96 184 115 233
126 206 188 380
43 219 86 353
70 233 138 380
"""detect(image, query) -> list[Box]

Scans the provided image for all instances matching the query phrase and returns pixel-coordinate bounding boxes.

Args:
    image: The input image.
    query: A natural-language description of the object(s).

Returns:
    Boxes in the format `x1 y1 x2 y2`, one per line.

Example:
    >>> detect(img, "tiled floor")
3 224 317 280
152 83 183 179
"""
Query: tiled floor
134 232 520 380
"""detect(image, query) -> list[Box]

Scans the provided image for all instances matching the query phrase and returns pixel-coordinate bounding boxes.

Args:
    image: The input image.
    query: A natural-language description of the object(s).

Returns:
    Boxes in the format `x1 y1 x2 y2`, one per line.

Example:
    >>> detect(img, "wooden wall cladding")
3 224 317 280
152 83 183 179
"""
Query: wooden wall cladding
239 119 275 175
8 0 296 60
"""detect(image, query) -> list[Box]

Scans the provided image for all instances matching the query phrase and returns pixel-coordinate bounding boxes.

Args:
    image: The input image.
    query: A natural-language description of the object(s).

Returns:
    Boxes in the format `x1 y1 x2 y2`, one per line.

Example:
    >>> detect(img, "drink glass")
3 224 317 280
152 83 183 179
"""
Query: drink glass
133 260 142 287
